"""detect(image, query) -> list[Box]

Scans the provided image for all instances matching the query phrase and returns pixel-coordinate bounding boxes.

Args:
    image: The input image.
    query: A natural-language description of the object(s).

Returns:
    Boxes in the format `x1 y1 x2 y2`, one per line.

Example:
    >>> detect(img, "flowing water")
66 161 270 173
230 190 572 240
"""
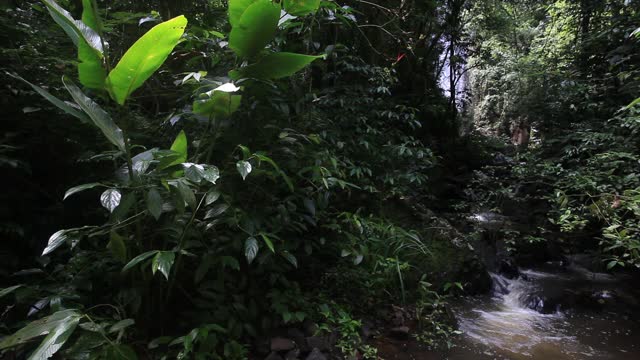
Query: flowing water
449 265 640 359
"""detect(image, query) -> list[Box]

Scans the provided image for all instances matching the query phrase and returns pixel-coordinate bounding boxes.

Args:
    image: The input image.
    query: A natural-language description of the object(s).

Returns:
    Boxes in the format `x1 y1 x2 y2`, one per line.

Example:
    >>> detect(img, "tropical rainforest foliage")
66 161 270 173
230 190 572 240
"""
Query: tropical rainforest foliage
0 0 638 359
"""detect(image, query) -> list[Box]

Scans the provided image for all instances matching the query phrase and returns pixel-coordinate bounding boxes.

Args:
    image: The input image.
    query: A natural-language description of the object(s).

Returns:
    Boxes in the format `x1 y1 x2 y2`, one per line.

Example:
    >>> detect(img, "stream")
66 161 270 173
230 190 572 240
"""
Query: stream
449 263 640 359
376 261 640 359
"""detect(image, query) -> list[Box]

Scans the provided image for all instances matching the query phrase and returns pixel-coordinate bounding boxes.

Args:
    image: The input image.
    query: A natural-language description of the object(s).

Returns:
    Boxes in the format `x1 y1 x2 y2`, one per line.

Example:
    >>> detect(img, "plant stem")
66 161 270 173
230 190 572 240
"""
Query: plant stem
166 195 206 304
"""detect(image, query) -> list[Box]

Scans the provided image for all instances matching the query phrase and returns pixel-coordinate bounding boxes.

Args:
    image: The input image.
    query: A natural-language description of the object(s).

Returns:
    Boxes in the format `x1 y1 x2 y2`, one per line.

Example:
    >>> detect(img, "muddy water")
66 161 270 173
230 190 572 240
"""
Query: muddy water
450 266 640 360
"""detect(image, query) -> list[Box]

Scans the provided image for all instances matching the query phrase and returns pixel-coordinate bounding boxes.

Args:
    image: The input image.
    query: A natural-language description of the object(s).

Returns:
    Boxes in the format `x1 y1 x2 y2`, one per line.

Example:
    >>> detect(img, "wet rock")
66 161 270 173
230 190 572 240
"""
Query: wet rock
389 326 410 340
254 338 271 356
284 348 300 360
271 337 295 352
302 319 319 336
265 352 284 360
360 320 374 339
305 348 327 360
305 336 330 351
499 259 519 279
287 328 306 350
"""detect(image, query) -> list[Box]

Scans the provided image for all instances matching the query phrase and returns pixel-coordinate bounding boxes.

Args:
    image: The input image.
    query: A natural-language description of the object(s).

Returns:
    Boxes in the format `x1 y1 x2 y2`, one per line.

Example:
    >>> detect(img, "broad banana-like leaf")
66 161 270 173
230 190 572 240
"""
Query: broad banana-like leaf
193 83 242 118
229 0 280 58
283 0 321 16
78 0 106 89
81 0 102 33
42 0 106 89
107 15 188 105
0 309 81 360
62 77 126 152
230 52 323 80
41 0 103 53
228 0 258 28
7 72 90 123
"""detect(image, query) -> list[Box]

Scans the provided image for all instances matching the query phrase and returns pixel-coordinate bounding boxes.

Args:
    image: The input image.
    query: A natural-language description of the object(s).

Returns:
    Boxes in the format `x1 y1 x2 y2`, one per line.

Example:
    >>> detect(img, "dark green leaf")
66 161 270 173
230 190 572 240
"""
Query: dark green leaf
62 77 126 151
205 190 221 205
146 189 163 220
109 319 135 333
107 231 127 262
122 250 159 273
152 251 175 280
64 182 102 200
0 285 23 298
0 310 81 356
281 251 297 268
41 0 103 53
7 73 90 123
205 203 229 219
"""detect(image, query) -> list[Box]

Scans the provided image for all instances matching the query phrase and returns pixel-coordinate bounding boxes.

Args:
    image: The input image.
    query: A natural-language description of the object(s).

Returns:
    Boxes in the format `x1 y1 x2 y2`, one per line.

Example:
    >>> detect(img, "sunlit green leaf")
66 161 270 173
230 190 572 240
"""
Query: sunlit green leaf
107 15 188 105
283 0 321 16
231 52 323 80
228 0 258 28
229 0 280 58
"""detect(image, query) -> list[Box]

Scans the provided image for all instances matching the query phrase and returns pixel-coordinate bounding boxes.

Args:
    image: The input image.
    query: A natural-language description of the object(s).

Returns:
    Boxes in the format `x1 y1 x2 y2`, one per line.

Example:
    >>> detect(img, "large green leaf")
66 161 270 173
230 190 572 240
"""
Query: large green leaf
78 0 105 89
107 15 188 105
7 73 90 123
78 39 106 89
228 0 258 28
42 0 105 89
62 77 126 152
193 83 242 118
152 251 175 280
28 314 80 360
0 310 81 357
41 0 103 53
229 0 280 58
81 0 101 32
283 0 321 16
231 52 323 80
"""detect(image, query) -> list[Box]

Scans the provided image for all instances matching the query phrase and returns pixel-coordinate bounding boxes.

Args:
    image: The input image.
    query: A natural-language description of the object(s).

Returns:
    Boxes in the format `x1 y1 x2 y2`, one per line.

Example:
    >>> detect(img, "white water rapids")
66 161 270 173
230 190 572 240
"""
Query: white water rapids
450 267 640 360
